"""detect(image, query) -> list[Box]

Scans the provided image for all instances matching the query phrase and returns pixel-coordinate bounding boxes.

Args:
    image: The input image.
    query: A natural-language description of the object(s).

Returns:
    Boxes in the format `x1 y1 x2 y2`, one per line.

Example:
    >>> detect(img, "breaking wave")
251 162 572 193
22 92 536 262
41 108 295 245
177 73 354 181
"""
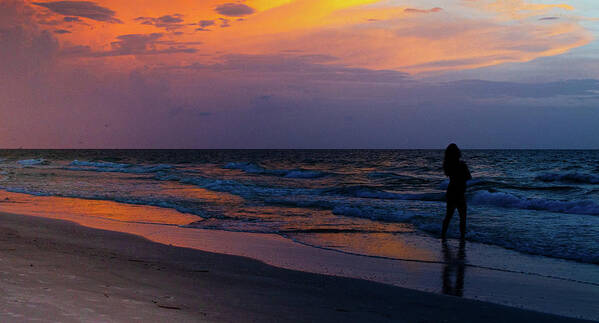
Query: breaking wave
471 190 599 216
536 172 599 184
224 162 330 179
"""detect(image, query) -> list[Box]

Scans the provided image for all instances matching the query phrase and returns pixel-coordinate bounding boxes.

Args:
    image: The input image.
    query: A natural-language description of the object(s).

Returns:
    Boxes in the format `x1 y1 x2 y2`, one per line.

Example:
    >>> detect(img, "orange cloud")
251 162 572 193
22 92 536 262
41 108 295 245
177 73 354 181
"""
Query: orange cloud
27 0 593 74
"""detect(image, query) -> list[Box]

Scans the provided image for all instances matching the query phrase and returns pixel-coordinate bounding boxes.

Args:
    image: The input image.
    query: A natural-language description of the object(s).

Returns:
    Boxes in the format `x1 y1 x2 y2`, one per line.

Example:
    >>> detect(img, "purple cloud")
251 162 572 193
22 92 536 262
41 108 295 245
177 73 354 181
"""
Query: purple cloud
215 3 255 17
134 14 186 31
539 16 560 21
63 16 81 22
90 33 197 56
32 1 122 23
219 18 231 28
196 19 215 31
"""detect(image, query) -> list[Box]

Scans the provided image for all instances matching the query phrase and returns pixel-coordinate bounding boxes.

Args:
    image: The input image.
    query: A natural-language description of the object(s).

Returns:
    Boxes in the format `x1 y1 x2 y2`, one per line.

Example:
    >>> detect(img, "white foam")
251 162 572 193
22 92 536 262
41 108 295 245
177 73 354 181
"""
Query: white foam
471 190 599 215
70 160 130 168
536 172 599 184
224 162 328 179
66 160 172 174
17 159 47 166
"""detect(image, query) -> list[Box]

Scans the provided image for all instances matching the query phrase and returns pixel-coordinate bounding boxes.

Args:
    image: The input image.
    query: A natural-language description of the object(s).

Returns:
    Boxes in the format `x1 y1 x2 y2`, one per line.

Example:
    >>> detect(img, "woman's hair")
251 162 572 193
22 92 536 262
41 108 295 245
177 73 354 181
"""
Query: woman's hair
443 143 461 176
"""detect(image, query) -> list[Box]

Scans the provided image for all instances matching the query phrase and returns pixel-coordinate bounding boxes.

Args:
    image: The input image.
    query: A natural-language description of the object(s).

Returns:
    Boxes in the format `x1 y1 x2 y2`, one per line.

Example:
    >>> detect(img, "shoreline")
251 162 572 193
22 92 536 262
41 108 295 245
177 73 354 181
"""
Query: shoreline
0 190 597 320
0 211 595 322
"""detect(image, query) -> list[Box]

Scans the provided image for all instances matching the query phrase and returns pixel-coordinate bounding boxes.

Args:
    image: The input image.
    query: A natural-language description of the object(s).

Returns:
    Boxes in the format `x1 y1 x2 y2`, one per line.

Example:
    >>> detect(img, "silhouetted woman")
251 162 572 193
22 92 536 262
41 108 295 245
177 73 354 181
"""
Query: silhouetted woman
442 143 471 240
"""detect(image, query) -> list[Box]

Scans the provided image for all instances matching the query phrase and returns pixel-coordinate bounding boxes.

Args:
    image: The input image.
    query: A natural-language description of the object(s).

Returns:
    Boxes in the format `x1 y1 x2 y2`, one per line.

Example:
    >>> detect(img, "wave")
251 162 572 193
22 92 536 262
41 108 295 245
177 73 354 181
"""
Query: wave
224 162 330 179
155 173 310 200
70 160 130 168
156 170 599 219
264 196 414 222
321 185 444 201
536 172 599 184
366 172 431 184
17 159 48 166
367 172 417 180
65 160 173 174
437 178 486 190
332 205 415 222
471 190 599 215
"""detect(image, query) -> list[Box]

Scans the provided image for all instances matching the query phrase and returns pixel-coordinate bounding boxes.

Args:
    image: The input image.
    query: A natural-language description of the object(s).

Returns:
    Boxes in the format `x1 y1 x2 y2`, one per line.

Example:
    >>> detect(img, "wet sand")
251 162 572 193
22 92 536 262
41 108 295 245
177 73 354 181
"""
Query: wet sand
0 211 594 322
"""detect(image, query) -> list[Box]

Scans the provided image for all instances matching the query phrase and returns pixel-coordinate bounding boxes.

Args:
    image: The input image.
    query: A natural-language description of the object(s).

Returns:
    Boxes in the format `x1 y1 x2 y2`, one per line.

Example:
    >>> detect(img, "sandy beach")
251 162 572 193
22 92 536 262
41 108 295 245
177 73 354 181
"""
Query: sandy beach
0 209 595 322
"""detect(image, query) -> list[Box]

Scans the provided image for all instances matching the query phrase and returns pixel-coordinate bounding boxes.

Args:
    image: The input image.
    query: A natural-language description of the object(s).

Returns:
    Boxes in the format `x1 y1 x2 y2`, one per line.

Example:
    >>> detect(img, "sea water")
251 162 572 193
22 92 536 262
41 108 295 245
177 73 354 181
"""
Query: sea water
0 149 597 266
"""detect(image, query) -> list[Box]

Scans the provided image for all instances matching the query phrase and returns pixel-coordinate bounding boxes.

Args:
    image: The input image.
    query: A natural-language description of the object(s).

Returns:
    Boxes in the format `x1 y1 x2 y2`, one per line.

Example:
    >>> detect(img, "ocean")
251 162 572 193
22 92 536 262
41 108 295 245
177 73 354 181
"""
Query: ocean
0 149 598 267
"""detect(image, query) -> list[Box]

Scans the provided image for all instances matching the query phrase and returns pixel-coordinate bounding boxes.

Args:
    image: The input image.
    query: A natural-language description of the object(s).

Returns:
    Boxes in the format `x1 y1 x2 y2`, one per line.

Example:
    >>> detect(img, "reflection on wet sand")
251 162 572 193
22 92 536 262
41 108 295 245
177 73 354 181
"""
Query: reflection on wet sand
442 240 466 297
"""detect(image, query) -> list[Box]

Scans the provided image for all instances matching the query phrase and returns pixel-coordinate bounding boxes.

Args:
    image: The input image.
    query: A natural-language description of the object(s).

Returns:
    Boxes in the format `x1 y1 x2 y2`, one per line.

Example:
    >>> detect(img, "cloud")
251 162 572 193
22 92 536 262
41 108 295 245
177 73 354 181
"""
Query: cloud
539 16 559 21
104 33 199 56
63 16 80 22
219 18 231 28
32 1 122 23
61 33 199 57
257 11 591 73
134 14 186 31
215 3 255 17
196 19 215 31
404 7 442 14
54 29 71 34
199 20 215 27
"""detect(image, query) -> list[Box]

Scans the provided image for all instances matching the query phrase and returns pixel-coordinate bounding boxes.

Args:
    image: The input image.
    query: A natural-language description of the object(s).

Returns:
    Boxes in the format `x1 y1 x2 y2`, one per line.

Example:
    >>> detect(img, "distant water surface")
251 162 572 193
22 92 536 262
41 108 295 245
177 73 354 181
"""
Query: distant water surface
0 149 598 265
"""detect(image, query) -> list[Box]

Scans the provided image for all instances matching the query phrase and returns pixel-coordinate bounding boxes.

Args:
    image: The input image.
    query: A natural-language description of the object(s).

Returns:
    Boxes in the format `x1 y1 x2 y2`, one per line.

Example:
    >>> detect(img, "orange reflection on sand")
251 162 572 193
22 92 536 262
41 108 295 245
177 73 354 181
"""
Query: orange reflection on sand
0 191 199 226
291 232 436 261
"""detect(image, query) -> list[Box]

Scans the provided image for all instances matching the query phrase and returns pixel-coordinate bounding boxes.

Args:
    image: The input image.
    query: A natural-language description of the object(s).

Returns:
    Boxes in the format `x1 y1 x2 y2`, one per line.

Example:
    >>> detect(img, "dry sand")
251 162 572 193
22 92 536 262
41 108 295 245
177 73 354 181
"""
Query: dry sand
0 212 593 322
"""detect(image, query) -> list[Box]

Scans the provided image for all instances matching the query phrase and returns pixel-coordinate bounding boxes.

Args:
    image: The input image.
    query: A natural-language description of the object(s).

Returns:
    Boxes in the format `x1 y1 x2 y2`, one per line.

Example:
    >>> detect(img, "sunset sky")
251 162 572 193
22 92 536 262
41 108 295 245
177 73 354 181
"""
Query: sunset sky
1 0 598 148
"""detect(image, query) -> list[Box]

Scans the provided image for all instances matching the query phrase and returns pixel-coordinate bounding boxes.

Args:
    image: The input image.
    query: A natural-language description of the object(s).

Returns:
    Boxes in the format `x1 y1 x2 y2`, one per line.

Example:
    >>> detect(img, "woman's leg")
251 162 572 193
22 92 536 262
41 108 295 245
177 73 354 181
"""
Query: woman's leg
457 200 467 239
442 202 456 239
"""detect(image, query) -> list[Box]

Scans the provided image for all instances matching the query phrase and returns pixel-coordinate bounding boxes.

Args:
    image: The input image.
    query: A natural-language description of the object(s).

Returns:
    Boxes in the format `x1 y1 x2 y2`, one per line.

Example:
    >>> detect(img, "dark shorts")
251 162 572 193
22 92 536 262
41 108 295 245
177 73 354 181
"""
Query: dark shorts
446 188 466 206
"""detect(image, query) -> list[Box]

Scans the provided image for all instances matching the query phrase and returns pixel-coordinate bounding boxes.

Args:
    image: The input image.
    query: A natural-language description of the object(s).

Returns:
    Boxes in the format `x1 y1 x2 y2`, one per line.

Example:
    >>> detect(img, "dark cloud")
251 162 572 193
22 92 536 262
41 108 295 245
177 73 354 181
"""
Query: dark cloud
196 20 215 31
199 20 215 27
539 16 560 21
91 33 197 57
134 14 186 31
219 18 231 28
404 7 442 14
32 1 122 23
59 33 201 57
60 44 92 55
54 29 71 34
63 16 80 22
37 19 62 25
108 33 163 55
215 3 255 17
